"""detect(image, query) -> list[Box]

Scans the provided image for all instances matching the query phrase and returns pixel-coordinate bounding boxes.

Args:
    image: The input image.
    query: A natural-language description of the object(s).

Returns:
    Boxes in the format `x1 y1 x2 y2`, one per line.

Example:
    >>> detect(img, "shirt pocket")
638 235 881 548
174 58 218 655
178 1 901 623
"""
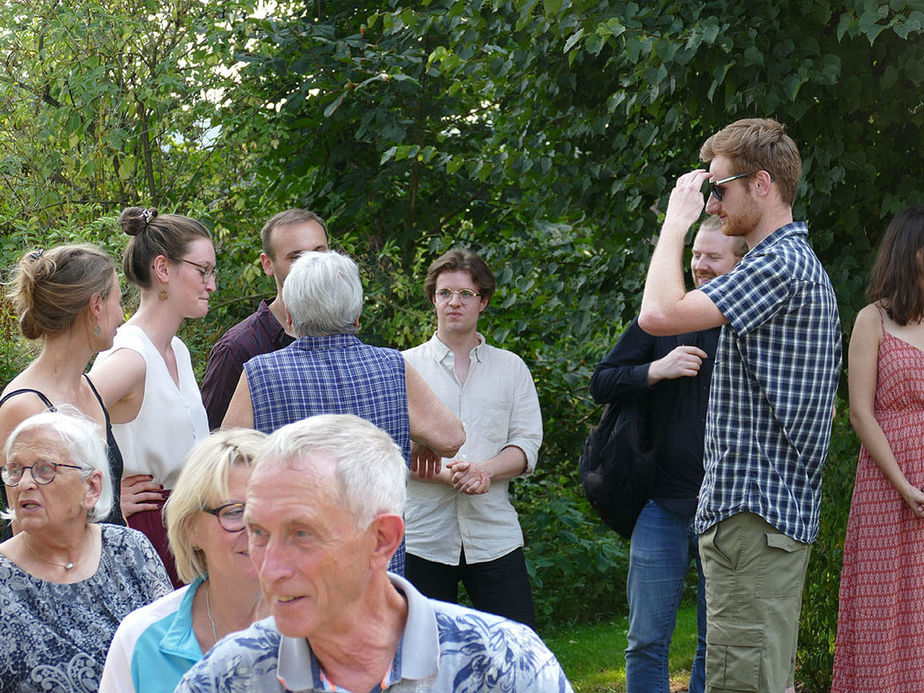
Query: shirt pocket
467 395 511 450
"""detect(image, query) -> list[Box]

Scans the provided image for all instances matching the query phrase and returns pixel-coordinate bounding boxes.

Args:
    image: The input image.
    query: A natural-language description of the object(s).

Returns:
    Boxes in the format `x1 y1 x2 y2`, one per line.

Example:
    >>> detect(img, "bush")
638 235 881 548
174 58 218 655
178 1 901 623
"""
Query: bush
520 479 630 629
796 398 857 691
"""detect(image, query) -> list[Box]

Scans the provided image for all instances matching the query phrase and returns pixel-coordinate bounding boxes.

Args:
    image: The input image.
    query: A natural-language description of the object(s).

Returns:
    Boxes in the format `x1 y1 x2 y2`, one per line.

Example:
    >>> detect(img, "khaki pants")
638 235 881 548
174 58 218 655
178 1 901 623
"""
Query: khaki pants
698 512 811 692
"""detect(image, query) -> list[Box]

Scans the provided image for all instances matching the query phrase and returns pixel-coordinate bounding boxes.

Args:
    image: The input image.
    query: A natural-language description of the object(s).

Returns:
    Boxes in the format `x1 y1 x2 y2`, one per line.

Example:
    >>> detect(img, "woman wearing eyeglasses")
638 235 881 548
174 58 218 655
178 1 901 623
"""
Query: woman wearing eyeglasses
99 429 268 693
0 410 171 692
90 207 214 587
0 244 127 537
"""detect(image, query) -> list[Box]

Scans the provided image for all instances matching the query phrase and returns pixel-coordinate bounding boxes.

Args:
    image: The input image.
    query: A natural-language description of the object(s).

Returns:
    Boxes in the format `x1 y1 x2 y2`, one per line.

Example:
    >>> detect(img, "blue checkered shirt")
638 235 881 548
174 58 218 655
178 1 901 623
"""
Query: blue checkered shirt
696 222 841 543
244 333 411 573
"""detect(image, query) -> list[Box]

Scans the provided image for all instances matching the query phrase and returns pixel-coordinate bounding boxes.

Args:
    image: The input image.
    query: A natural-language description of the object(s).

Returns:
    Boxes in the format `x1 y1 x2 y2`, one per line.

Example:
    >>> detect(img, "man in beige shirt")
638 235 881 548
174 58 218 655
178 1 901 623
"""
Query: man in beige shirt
403 249 542 628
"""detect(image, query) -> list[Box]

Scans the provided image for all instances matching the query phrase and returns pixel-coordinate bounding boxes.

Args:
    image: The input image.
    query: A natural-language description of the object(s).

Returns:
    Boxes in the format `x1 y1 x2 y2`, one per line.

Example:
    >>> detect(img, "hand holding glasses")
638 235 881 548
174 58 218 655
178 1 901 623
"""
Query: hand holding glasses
708 172 754 202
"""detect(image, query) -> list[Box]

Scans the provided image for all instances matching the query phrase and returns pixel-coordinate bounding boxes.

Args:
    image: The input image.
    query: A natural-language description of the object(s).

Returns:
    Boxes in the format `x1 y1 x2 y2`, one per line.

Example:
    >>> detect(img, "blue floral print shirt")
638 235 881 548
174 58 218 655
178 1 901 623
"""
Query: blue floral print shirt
176 573 573 692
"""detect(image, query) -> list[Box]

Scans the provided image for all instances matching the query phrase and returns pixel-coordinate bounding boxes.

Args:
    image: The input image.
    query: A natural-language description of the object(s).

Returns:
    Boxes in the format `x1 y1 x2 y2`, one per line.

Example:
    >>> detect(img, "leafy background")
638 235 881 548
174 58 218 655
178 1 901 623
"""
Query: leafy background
1 1 922 688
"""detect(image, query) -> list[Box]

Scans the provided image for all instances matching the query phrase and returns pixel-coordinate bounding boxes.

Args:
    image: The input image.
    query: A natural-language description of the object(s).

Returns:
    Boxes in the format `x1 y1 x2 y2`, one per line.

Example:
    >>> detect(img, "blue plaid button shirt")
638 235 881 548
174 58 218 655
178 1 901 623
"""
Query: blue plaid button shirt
696 222 842 543
244 333 411 573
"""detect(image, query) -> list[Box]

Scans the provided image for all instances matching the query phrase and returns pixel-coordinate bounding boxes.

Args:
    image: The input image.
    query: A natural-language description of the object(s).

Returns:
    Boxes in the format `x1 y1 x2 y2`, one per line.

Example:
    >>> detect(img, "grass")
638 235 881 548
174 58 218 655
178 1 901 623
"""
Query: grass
542 602 699 693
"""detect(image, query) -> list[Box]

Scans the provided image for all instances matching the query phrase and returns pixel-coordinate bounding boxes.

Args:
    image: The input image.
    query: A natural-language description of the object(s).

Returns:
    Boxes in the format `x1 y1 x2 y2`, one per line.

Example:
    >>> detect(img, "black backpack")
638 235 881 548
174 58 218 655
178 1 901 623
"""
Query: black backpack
578 397 656 539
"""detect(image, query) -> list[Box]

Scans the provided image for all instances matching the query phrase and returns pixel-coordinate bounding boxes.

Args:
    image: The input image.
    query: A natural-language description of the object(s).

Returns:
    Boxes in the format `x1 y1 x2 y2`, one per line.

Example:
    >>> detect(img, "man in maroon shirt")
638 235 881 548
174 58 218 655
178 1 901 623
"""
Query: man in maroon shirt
201 209 329 429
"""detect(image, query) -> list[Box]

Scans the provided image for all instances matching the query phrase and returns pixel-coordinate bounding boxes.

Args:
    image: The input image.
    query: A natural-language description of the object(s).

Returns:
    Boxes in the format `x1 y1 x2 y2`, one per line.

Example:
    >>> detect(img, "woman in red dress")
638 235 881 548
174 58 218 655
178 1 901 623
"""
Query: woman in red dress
833 205 924 691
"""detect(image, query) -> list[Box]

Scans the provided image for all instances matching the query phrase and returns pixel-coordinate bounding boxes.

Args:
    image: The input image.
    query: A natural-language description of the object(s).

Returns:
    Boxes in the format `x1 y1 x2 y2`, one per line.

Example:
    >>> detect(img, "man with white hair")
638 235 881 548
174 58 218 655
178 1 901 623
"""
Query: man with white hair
176 414 572 692
222 251 465 575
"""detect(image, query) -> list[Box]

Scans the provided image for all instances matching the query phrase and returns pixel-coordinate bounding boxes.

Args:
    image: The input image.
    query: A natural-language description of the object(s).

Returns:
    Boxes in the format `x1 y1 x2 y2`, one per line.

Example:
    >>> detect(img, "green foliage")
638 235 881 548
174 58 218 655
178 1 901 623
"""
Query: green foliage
0 304 31 386
0 0 282 377
797 400 858 692
0 0 261 241
1 1 922 686
520 489 629 627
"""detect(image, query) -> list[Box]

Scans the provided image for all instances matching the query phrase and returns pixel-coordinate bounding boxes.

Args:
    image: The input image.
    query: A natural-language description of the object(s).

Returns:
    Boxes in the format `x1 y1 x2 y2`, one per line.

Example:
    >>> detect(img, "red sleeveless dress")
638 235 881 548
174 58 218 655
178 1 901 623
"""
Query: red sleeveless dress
832 327 924 691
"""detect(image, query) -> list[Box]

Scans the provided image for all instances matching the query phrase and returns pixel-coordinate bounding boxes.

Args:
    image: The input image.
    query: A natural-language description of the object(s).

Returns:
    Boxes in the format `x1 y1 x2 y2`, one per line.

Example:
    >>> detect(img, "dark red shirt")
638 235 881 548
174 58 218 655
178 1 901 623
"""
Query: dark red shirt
200 300 294 429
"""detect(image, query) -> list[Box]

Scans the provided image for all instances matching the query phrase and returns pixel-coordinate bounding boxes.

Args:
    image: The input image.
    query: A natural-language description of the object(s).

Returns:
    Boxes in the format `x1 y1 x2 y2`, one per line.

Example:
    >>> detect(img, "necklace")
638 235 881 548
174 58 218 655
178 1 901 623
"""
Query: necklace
205 582 219 644
23 535 77 570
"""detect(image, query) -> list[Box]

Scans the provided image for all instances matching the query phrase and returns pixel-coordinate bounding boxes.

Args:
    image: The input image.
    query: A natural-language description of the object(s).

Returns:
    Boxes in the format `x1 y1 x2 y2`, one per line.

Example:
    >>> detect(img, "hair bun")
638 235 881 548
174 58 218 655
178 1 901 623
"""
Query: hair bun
14 249 57 339
118 206 159 237
24 248 56 282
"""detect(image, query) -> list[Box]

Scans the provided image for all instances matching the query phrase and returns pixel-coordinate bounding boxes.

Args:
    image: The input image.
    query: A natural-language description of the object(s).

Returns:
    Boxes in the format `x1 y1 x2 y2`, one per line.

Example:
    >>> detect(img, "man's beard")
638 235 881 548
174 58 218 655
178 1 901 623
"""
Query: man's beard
721 198 761 239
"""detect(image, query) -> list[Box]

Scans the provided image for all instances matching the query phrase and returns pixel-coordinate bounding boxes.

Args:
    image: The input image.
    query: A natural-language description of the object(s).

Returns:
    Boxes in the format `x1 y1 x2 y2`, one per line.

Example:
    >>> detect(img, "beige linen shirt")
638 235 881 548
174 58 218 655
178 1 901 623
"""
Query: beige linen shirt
402 333 543 564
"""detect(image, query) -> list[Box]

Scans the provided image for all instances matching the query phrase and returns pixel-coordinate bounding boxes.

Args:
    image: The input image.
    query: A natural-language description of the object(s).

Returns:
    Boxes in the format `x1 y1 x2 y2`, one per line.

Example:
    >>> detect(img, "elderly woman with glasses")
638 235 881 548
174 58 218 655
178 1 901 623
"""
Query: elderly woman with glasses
100 429 268 693
0 410 171 693
91 207 215 587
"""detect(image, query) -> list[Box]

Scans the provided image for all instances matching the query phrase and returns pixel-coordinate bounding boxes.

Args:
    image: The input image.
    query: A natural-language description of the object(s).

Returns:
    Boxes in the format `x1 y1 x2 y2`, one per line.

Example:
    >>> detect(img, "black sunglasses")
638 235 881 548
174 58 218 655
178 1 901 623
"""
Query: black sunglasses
708 172 754 202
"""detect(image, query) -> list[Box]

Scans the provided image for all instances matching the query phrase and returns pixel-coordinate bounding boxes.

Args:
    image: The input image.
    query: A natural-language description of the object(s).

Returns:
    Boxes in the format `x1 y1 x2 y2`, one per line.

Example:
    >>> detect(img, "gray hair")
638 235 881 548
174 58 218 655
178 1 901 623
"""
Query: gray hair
2 408 113 523
257 414 407 530
282 251 363 337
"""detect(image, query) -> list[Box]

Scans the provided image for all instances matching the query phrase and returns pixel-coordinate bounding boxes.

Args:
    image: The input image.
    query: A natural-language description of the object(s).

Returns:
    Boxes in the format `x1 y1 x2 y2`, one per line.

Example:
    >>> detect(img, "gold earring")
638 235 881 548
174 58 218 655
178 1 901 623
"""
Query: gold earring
159 284 169 301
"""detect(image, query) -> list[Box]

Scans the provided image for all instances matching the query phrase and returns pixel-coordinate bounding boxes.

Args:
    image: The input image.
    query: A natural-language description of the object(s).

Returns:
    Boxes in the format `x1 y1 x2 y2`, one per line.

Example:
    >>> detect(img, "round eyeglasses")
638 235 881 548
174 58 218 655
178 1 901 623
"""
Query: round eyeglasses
435 288 480 302
1 461 85 486
177 257 217 283
202 501 246 532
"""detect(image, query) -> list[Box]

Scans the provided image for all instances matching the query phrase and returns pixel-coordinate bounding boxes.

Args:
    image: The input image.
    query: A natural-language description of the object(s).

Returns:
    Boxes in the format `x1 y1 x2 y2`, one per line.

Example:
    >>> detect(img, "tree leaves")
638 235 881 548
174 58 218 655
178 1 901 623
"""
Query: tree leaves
0 0 255 229
1 0 922 655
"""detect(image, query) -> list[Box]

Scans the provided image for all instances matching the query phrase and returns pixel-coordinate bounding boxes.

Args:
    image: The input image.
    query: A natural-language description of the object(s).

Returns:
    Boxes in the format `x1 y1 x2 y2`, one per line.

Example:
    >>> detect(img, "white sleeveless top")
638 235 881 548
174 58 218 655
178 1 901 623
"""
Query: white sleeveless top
96 324 209 489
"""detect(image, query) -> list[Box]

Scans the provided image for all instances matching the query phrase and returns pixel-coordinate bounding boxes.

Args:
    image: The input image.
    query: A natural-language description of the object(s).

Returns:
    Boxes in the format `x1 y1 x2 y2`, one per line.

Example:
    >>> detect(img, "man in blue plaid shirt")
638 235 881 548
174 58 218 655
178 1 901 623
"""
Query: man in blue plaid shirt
639 118 841 693
221 251 467 577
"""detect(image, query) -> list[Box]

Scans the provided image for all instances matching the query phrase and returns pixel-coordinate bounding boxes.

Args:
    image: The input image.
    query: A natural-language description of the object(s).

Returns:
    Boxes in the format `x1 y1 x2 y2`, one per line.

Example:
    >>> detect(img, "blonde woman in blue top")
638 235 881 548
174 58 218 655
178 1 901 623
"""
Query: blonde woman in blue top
99 429 268 693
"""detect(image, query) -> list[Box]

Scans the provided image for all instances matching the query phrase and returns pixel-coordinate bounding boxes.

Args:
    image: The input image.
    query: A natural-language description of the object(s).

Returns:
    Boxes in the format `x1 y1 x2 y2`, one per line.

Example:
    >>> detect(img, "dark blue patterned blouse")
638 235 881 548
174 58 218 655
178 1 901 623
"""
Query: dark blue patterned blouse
0 524 172 692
